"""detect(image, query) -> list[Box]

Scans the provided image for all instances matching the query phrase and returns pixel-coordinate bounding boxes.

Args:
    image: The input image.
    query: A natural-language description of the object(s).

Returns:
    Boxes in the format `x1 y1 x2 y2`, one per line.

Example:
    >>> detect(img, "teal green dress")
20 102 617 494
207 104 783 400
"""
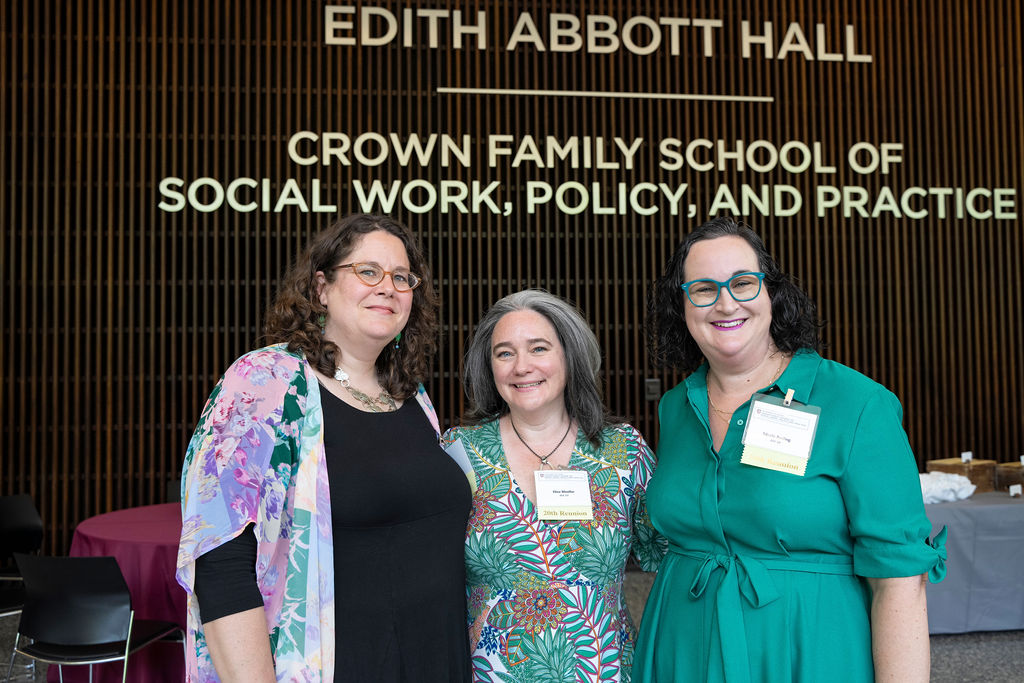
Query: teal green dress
632 350 946 683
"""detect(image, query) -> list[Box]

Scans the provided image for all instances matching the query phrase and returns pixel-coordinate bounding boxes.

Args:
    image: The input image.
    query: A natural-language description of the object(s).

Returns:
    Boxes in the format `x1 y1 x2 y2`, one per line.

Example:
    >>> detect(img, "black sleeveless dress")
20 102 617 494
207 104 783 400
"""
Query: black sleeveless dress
321 386 472 682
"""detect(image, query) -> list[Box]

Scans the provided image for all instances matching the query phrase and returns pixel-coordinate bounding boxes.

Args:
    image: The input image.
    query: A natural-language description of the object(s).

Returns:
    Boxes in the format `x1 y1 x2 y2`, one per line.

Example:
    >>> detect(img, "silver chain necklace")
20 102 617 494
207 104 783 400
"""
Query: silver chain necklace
509 417 572 469
333 367 397 413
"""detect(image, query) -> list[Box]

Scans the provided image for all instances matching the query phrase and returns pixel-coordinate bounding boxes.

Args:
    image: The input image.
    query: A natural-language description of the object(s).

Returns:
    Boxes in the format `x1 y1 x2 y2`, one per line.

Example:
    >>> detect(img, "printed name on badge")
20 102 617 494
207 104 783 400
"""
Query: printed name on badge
740 392 820 476
535 470 594 521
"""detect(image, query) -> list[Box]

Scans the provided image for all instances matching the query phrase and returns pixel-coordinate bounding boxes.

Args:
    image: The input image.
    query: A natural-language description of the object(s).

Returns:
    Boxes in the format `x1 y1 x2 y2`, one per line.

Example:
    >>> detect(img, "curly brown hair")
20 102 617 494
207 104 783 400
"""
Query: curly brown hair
262 214 438 399
646 217 822 374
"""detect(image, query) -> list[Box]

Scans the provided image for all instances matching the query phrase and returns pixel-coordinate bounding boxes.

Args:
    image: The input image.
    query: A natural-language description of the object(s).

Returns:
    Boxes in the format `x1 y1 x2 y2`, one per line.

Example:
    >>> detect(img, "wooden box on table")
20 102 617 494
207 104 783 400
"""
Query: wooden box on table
995 462 1024 492
925 458 996 493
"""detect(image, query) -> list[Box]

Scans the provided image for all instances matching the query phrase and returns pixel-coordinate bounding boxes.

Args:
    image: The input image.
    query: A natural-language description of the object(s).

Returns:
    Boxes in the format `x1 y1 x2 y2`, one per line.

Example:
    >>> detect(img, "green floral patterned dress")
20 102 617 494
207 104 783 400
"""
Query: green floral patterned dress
442 421 666 683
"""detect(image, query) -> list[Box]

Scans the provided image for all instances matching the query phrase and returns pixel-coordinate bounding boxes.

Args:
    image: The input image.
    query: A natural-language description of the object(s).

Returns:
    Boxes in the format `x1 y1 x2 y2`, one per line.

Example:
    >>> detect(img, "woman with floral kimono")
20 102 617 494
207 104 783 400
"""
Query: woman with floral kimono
442 290 666 682
176 214 472 682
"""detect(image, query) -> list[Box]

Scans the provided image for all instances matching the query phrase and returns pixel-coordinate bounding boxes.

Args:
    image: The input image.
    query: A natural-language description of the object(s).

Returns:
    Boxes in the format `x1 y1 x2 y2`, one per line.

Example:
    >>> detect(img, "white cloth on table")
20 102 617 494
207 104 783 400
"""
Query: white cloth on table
920 471 975 504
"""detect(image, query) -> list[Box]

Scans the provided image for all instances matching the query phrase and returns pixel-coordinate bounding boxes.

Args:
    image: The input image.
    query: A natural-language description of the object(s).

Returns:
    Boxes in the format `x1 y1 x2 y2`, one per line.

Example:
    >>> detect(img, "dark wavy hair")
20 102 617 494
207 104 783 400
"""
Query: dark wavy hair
646 217 822 374
461 290 612 448
262 214 438 399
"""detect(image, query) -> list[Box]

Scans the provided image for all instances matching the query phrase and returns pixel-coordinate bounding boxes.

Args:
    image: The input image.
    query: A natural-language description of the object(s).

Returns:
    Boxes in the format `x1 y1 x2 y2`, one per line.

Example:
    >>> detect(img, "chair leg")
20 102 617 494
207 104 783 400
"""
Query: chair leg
5 633 19 683
121 611 134 683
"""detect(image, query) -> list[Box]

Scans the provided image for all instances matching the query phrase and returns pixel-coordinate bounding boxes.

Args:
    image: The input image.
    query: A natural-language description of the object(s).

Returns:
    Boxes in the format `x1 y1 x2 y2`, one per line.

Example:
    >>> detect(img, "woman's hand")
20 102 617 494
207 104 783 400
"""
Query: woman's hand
204 606 277 682
867 574 930 682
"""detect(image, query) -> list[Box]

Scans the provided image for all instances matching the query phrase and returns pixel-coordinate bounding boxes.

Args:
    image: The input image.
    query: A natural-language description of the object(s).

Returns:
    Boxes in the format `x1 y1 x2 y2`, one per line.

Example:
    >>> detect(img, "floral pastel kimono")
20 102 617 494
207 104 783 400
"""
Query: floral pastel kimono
175 344 439 682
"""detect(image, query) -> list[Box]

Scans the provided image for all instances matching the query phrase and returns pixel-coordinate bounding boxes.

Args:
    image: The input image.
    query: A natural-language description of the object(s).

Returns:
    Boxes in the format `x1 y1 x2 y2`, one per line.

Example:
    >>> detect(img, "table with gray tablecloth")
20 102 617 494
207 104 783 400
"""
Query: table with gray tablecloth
925 491 1024 634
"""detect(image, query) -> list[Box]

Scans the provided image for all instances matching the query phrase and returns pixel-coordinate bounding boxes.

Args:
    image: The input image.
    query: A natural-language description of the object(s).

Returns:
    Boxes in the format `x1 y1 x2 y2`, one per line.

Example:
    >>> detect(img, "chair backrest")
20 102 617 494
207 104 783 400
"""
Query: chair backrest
0 495 44 562
13 553 133 645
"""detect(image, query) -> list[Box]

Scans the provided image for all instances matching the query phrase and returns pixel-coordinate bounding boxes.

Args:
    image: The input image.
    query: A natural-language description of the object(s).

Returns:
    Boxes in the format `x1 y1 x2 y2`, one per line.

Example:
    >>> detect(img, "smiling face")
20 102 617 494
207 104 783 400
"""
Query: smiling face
315 230 413 357
682 235 774 367
490 309 568 419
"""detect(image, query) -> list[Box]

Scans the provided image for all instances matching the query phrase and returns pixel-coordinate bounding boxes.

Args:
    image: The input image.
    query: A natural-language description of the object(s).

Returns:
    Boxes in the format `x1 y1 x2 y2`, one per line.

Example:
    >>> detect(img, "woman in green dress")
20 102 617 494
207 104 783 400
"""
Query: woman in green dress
633 218 946 682
443 289 666 682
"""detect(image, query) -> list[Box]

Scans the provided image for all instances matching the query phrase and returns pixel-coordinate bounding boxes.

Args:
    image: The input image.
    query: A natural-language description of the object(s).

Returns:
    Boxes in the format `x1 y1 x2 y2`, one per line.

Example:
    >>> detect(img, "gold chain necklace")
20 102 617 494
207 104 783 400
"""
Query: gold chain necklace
333 367 397 413
707 354 785 423
707 394 734 422
509 417 572 469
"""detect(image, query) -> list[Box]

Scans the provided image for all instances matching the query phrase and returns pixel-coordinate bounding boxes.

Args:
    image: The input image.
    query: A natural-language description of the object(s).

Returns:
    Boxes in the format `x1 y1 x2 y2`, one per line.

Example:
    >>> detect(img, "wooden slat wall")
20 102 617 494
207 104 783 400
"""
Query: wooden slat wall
2 0 1021 554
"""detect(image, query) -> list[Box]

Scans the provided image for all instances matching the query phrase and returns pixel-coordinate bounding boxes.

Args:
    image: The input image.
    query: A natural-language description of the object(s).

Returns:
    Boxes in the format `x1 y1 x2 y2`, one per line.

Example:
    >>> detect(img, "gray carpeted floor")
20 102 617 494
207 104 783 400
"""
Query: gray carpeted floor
2 574 1022 681
929 630 1024 683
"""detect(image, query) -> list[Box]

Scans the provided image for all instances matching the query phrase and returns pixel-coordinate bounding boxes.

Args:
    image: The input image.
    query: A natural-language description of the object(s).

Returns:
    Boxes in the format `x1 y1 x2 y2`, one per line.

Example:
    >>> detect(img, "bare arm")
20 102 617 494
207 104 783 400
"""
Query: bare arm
867 574 930 682
203 607 277 682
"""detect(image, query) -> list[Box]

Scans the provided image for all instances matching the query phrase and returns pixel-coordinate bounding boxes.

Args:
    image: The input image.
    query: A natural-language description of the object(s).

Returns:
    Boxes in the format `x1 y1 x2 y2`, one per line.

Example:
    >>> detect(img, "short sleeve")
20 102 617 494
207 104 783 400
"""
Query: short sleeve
840 389 946 581
194 524 264 623
176 348 304 593
622 424 668 573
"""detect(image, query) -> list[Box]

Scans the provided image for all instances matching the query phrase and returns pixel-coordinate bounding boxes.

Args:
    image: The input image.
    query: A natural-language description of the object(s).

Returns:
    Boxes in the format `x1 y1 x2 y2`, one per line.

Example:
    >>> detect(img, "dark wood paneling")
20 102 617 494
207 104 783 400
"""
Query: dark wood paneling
2 0 1021 553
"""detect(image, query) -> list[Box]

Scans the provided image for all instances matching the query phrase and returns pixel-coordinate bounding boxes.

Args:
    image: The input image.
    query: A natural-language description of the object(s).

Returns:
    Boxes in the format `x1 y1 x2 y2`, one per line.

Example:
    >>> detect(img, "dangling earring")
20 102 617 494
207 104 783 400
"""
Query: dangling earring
317 313 327 335
393 332 402 350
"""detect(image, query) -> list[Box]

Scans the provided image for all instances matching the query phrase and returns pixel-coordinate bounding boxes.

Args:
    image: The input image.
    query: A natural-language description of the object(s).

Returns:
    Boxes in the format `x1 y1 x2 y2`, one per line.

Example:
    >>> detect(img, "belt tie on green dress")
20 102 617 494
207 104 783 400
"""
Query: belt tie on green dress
670 546 854 683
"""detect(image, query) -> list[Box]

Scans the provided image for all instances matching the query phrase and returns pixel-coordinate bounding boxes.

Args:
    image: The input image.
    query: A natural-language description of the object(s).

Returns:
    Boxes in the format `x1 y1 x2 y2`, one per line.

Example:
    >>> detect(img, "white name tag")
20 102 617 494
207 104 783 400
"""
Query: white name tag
535 470 594 521
740 392 820 476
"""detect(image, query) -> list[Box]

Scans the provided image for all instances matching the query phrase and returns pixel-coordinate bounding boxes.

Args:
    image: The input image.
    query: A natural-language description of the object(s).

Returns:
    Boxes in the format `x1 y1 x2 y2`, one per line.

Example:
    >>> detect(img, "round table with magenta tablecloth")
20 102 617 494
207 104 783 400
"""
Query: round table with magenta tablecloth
47 503 185 683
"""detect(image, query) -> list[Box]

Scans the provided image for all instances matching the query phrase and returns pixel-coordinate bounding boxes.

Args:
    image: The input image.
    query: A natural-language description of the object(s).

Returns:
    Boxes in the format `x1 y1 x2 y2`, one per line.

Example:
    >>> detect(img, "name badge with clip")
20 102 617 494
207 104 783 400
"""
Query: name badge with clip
535 470 594 521
740 391 820 476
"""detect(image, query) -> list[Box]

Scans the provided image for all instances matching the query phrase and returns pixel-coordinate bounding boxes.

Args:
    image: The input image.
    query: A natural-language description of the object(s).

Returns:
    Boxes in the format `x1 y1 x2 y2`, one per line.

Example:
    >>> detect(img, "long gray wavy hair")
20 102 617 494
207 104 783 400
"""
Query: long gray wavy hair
461 289 611 447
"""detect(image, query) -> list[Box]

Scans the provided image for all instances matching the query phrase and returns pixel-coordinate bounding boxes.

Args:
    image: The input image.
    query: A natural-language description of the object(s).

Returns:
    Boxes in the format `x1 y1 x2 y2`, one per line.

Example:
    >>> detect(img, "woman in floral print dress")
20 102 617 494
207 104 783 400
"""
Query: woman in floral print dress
442 290 666 682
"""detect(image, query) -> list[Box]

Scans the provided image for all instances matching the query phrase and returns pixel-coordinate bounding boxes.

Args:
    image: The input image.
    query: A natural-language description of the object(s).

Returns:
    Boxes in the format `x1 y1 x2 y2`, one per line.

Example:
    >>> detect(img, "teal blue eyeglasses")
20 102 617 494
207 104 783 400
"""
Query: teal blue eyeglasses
681 271 765 307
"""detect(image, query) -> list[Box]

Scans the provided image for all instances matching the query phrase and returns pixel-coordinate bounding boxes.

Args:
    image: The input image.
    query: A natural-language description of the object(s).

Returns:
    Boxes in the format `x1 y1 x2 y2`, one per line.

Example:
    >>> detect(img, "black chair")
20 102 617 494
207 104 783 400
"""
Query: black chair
0 494 44 575
0 495 44 554
0 494 43 670
5 553 182 683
